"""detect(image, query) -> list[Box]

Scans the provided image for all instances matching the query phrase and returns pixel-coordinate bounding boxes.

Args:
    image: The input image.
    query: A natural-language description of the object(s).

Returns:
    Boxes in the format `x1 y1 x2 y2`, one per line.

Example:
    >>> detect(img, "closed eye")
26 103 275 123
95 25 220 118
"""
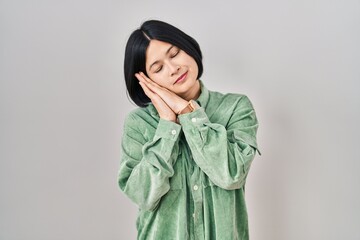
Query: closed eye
170 49 180 58
155 66 163 73
153 48 180 73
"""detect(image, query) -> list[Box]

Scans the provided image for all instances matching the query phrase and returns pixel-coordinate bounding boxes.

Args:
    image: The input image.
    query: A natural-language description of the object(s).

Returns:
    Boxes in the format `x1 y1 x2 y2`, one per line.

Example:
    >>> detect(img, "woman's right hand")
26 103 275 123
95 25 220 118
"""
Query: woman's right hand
136 73 177 123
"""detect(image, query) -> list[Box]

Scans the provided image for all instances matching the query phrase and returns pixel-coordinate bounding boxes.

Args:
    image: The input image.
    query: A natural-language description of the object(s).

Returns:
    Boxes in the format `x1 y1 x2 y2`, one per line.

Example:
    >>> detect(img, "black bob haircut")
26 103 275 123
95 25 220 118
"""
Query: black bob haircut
124 20 203 107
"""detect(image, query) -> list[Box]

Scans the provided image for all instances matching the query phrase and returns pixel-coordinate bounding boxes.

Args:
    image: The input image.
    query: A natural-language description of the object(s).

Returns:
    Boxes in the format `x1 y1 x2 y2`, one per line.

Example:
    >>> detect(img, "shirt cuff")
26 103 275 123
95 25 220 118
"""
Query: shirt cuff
154 118 182 141
177 107 209 127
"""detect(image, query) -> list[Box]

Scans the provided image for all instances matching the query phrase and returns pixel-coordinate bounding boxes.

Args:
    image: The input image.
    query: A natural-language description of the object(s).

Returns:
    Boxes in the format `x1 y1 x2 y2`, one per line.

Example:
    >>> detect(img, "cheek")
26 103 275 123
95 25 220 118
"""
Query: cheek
184 56 198 71
190 60 199 75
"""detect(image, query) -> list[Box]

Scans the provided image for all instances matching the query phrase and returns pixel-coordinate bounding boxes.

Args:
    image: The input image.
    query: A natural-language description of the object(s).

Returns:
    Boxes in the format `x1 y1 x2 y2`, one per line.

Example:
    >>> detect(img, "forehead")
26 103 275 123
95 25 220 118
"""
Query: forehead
145 40 173 65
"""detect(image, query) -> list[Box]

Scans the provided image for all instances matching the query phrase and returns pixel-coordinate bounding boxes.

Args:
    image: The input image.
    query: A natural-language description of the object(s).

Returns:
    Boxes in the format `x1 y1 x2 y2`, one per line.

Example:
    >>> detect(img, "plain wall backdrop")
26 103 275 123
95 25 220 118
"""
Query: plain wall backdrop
1 0 359 239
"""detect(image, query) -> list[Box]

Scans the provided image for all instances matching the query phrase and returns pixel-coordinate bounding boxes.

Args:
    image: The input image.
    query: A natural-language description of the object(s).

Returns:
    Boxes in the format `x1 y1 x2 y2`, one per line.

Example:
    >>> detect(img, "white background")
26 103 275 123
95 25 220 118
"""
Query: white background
1 0 359 239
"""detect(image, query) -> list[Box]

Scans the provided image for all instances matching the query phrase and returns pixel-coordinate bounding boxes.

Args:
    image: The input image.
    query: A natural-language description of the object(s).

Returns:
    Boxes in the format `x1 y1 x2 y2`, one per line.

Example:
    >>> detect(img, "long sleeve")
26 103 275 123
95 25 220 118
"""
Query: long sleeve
118 111 182 211
118 83 260 240
178 94 260 190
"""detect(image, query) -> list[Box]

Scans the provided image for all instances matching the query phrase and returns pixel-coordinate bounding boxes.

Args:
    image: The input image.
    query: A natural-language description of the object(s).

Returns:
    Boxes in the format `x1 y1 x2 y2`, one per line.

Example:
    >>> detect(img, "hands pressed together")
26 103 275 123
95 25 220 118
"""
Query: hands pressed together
135 72 190 123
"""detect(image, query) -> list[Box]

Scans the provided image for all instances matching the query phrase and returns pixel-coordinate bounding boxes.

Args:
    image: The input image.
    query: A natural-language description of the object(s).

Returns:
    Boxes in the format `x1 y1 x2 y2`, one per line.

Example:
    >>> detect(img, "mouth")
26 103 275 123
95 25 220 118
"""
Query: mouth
174 71 188 84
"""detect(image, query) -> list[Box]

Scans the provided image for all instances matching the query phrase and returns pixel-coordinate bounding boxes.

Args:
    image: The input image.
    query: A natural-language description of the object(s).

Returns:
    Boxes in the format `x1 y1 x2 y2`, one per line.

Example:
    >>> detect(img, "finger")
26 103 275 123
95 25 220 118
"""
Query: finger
139 76 186 114
136 73 159 94
137 72 183 111
140 82 172 116
135 72 149 84
139 72 163 88
137 75 158 95
135 73 147 84
137 75 163 96
139 72 152 83
139 81 155 99
138 72 170 95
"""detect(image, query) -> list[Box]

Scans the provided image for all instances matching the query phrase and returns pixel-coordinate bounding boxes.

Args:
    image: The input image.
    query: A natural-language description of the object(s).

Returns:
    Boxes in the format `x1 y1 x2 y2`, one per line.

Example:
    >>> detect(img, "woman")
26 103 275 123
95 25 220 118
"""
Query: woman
118 20 261 240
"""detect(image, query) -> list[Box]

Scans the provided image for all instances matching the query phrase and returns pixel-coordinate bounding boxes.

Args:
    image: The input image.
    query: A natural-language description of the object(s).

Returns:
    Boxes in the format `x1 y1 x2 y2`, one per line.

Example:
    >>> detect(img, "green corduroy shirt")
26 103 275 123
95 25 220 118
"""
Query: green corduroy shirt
118 81 261 240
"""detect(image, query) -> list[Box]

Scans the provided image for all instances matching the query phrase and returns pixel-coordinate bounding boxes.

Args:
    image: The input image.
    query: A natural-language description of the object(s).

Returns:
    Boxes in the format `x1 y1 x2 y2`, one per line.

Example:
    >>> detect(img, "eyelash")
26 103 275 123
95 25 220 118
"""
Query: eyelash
155 49 180 73
155 66 162 73
171 50 180 58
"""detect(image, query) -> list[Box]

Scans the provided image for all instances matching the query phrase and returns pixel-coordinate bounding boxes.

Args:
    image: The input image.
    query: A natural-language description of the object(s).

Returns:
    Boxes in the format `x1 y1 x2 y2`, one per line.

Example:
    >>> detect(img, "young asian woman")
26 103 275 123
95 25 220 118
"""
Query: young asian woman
118 19 261 240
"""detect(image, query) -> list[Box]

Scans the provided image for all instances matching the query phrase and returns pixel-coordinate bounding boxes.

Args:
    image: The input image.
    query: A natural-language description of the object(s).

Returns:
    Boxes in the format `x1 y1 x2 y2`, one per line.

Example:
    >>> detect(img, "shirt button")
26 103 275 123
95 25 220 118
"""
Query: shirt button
193 185 199 191
191 118 197 123
193 213 195 218
171 129 176 135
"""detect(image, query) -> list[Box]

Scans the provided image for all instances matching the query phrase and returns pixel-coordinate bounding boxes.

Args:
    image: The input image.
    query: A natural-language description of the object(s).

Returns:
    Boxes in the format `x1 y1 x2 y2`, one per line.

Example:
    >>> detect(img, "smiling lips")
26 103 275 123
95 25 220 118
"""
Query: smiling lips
175 71 188 84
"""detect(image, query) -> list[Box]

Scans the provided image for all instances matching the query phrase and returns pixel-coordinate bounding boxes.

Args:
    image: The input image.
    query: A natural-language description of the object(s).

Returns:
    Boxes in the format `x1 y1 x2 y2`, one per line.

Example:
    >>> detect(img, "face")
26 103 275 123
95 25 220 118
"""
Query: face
145 40 199 98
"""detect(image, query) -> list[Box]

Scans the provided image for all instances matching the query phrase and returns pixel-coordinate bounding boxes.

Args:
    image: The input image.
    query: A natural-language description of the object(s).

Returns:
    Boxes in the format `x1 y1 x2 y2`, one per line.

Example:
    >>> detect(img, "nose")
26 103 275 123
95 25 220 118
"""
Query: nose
168 62 180 76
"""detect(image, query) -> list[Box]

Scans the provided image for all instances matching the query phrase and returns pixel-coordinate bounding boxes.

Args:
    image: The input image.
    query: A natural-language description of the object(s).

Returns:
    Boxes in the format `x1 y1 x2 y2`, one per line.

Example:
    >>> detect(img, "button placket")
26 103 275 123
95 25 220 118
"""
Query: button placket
190 166 204 239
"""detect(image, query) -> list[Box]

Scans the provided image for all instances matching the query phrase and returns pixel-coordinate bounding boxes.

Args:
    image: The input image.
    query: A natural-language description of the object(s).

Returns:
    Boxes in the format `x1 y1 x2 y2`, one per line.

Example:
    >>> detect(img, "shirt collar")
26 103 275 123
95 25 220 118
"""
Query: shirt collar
147 80 210 117
195 80 210 108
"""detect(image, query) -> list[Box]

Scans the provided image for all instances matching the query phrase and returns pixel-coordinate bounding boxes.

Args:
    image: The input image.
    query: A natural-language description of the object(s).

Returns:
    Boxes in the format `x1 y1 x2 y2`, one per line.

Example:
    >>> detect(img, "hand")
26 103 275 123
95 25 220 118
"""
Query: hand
136 72 188 114
136 73 177 122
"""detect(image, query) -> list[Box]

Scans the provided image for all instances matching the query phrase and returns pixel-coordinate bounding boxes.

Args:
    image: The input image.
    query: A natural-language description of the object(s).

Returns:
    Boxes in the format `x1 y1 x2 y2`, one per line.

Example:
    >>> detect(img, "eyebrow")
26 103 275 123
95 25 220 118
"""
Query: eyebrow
149 45 175 71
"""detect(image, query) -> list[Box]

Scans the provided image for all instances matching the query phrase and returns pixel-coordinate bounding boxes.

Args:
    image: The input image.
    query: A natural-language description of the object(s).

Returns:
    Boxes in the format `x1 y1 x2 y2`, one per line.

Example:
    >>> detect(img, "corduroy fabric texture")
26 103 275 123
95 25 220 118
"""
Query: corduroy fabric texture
118 81 261 240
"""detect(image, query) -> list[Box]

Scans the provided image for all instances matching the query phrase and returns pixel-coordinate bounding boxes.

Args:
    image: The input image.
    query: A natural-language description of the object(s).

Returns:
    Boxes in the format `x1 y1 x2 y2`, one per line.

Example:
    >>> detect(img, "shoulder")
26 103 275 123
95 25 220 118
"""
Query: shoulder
123 105 156 129
125 106 150 121
208 89 254 109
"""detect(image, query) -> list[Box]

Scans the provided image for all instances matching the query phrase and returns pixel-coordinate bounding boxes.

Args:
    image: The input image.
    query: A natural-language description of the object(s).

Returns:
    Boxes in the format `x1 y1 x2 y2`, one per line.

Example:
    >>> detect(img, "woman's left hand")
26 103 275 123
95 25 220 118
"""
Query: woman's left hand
137 72 188 114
